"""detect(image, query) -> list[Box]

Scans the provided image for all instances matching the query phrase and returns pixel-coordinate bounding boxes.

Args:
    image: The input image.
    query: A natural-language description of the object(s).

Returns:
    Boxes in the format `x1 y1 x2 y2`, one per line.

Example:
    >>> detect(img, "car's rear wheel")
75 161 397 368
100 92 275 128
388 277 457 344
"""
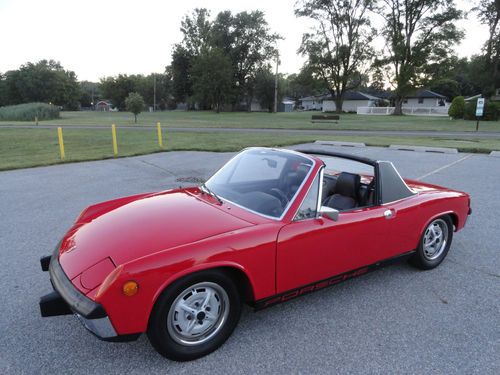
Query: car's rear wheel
410 215 453 270
147 270 241 361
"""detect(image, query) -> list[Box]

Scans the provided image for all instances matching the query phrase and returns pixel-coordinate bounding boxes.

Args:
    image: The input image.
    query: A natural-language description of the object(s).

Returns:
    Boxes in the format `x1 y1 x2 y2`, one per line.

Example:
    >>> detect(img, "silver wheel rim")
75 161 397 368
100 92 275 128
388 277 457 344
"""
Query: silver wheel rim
167 282 229 346
422 219 448 261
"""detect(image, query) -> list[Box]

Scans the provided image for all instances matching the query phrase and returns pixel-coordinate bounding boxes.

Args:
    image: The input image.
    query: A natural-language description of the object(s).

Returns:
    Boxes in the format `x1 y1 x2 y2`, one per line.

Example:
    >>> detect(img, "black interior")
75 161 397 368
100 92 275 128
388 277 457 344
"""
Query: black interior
322 172 375 211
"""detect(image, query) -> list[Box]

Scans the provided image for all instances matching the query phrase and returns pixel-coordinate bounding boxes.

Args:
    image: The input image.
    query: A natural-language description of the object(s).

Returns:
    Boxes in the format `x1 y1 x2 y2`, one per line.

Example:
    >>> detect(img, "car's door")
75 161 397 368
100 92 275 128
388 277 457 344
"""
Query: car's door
276 170 415 293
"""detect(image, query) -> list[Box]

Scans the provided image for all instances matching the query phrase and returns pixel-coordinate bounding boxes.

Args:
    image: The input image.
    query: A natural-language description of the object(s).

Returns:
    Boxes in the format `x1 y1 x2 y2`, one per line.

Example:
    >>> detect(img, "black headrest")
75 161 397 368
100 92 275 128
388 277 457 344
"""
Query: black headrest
286 165 309 186
334 172 360 198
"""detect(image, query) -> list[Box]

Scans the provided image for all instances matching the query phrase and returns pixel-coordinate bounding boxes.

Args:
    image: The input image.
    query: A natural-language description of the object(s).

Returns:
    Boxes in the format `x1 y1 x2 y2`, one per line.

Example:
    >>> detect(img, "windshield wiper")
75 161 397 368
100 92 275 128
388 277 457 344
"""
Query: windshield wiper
200 183 223 205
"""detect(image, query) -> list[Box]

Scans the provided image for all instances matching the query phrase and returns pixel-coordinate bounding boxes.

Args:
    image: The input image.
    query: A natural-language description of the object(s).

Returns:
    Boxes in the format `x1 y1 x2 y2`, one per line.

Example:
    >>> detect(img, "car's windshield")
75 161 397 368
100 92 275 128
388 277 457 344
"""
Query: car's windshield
205 148 314 218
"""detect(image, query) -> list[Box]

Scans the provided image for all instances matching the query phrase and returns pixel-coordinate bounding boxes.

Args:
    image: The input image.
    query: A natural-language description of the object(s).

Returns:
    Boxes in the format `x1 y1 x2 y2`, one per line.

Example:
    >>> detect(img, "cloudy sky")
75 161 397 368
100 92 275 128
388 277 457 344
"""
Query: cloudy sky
0 0 487 81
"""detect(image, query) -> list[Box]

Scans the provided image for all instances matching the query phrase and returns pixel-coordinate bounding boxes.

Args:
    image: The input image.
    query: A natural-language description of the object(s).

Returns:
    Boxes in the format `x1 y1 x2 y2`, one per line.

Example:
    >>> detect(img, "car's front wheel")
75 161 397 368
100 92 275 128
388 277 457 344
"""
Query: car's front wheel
410 215 453 270
147 270 242 361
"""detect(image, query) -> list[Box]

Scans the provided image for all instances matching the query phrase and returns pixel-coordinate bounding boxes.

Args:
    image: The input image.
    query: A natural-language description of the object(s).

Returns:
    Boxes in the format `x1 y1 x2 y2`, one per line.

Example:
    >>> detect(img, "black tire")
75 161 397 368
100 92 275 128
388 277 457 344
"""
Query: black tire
410 215 453 270
147 269 242 361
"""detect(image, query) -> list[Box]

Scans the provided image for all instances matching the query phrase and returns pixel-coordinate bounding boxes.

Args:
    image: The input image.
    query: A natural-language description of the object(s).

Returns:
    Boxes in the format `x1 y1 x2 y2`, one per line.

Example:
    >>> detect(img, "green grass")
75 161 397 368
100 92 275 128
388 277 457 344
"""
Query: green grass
1 110 499 132
0 127 498 171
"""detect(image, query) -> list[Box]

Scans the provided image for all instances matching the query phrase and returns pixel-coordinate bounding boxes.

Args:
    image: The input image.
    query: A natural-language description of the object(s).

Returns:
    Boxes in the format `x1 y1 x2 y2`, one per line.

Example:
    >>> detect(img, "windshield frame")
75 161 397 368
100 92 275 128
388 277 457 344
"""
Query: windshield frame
205 148 317 221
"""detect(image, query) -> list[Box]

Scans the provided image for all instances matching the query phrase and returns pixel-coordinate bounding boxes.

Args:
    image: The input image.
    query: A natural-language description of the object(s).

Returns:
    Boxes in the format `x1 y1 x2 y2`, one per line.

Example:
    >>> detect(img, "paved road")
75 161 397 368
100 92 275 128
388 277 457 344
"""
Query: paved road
0 145 498 374
2 124 500 138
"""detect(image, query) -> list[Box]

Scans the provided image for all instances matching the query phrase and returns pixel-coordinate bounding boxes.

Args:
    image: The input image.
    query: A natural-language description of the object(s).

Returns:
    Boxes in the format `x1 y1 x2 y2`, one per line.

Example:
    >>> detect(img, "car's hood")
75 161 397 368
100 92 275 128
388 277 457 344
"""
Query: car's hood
58 188 254 281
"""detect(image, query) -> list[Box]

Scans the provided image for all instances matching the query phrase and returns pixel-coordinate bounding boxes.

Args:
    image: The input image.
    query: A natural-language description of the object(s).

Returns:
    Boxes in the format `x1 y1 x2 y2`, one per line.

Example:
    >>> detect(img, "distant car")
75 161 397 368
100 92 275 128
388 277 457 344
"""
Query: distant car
39 148 471 361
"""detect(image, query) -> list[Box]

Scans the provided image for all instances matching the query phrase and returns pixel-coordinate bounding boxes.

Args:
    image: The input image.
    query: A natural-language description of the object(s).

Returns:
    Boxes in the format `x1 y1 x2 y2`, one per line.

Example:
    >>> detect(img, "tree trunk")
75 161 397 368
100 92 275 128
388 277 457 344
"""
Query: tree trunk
393 97 404 115
335 97 343 114
134 114 137 123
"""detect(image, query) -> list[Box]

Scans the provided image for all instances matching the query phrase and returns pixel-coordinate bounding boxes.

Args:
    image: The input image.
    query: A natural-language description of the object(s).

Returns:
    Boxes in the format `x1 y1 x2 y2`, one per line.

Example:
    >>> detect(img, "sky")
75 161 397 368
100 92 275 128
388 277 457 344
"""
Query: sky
0 0 489 82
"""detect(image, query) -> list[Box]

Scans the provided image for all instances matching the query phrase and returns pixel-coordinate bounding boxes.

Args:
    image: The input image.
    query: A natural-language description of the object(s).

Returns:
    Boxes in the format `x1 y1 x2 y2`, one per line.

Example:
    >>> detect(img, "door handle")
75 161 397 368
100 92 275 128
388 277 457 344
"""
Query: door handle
383 209 394 219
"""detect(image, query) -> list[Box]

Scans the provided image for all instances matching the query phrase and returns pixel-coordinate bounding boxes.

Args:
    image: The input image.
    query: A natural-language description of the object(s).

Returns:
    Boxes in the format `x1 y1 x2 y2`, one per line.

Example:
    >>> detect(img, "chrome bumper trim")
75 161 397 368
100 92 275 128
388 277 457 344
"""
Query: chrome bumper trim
76 314 118 339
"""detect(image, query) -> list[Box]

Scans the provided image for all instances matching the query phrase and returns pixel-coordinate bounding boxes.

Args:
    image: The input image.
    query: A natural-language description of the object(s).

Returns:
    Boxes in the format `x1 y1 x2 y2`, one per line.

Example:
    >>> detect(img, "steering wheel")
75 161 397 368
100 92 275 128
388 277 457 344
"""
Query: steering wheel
269 188 289 208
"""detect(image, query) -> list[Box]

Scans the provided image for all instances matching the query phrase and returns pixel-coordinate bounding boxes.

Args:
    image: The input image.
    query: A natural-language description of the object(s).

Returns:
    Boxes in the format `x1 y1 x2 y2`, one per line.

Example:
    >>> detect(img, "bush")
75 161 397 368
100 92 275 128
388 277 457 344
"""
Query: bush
0 102 60 121
448 96 465 119
464 100 500 121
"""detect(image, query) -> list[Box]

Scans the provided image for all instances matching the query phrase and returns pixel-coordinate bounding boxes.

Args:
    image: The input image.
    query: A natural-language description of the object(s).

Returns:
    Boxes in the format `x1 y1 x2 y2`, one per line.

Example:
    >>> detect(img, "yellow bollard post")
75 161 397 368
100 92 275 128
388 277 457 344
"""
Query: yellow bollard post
111 124 118 156
57 127 65 160
157 122 163 148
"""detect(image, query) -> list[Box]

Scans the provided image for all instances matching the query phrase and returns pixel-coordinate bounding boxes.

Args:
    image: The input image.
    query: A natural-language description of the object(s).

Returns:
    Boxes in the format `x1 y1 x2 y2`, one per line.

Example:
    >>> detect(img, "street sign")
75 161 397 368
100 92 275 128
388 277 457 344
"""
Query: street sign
476 98 485 117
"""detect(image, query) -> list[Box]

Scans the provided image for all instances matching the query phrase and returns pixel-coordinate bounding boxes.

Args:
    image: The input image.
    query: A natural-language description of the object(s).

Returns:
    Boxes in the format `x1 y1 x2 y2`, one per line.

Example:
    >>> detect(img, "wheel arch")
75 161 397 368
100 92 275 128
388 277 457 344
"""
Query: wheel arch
418 211 456 245
150 262 257 314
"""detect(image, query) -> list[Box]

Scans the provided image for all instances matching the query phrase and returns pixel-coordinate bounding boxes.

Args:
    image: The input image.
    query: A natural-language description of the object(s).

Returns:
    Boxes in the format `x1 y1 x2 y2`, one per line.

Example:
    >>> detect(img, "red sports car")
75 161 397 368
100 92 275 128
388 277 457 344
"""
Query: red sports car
39 148 471 361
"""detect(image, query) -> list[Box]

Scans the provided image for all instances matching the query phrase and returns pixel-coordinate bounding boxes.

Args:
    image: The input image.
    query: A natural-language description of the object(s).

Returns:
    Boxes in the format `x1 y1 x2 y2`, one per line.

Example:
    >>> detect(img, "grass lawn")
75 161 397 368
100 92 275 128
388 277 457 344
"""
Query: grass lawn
0 127 498 171
0 110 499 132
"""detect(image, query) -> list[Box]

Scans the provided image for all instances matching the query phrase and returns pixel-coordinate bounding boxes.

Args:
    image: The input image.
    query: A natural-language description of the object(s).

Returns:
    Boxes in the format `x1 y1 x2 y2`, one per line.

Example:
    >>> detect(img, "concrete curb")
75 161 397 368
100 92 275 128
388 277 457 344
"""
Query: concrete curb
489 151 500 157
389 145 458 154
314 140 366 147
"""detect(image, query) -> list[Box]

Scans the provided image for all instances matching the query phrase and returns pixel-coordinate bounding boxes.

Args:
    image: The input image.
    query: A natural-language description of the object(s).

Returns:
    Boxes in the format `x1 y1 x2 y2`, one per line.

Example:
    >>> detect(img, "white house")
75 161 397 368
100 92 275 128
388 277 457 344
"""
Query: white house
403 89 447 108
322 91 380 112
299 95 325 111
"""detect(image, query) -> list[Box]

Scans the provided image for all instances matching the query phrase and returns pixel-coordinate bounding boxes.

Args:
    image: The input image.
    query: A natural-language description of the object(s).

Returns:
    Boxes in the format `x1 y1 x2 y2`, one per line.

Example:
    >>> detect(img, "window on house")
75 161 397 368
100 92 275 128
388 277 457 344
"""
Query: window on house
418 98 424 104
403 99 408 104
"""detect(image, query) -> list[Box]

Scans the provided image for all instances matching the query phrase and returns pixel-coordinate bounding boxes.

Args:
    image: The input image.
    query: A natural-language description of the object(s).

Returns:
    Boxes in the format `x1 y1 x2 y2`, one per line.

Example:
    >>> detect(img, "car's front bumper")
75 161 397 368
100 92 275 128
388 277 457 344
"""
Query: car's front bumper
39 249 140 342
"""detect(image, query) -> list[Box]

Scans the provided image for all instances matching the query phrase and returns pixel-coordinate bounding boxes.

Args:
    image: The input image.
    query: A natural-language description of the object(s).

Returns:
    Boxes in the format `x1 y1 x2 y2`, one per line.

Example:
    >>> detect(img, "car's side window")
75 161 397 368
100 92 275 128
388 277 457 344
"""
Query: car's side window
294 172 320 221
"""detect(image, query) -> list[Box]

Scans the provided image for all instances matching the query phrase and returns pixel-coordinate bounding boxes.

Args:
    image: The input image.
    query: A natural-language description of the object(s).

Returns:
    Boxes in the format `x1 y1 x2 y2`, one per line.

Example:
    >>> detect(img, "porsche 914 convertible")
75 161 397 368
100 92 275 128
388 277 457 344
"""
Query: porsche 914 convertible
39 148 471 361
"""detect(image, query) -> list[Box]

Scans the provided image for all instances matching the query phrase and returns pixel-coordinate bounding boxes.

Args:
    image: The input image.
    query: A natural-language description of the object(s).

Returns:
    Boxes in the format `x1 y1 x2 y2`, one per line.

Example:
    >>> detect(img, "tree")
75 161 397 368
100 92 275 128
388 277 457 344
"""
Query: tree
473 0 500 96
296 0 376 113
191 48 234 112
100 75 137 110
0 73 7 107
430 79 461 101
170 45 193 105
286 66 328 99
125 92 145 123
4 60 80 109
211 10 281 109
448 96 465 119
79 81 100 108
377 1 463 114
254 67 282 112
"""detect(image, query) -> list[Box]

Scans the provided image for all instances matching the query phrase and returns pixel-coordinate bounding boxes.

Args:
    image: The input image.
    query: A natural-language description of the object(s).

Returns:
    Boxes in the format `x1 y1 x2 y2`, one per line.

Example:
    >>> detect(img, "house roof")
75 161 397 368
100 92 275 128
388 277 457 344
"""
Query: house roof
465 94 482 101
324 91 381 101
406 89 446 99
299 94 328 101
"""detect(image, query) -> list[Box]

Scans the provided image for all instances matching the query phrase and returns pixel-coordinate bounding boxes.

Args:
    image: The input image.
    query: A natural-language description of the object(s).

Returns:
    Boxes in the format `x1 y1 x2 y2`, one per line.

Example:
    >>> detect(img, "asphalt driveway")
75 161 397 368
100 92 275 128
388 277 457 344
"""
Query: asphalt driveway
0 144 498 374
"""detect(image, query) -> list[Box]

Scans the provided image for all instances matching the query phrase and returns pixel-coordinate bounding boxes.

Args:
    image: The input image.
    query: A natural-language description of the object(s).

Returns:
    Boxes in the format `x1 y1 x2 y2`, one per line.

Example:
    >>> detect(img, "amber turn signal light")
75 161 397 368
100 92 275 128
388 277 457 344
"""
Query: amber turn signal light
122 281 139 296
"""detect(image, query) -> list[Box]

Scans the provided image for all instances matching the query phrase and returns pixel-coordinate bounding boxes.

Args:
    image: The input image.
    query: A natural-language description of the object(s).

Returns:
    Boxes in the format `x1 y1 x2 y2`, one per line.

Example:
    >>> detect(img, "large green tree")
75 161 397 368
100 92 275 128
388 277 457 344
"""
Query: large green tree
473 0 500 96
169 8 279 110
295 0 376 113
377 0 463 114
4 60 80 109
170 45 193 105
191 48 234 112
211 10 280 109
254 67 284 112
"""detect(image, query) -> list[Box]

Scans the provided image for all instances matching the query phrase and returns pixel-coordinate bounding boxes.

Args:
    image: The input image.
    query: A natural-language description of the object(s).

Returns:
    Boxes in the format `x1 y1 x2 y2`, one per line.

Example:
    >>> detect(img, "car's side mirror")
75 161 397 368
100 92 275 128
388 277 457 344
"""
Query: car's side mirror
320 206 339 221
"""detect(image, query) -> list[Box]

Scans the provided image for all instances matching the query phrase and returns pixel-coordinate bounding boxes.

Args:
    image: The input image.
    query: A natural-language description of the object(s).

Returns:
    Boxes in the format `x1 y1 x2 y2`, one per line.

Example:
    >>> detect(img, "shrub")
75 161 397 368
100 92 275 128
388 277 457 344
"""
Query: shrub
464 100 500 121
448 96 465 119
0 102 60 121
485 101 500 121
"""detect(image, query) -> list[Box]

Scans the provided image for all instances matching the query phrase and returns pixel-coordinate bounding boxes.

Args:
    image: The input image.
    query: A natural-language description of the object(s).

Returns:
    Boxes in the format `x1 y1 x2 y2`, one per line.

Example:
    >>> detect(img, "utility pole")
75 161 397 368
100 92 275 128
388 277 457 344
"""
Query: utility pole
273 51 279 113
153 74 157 112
